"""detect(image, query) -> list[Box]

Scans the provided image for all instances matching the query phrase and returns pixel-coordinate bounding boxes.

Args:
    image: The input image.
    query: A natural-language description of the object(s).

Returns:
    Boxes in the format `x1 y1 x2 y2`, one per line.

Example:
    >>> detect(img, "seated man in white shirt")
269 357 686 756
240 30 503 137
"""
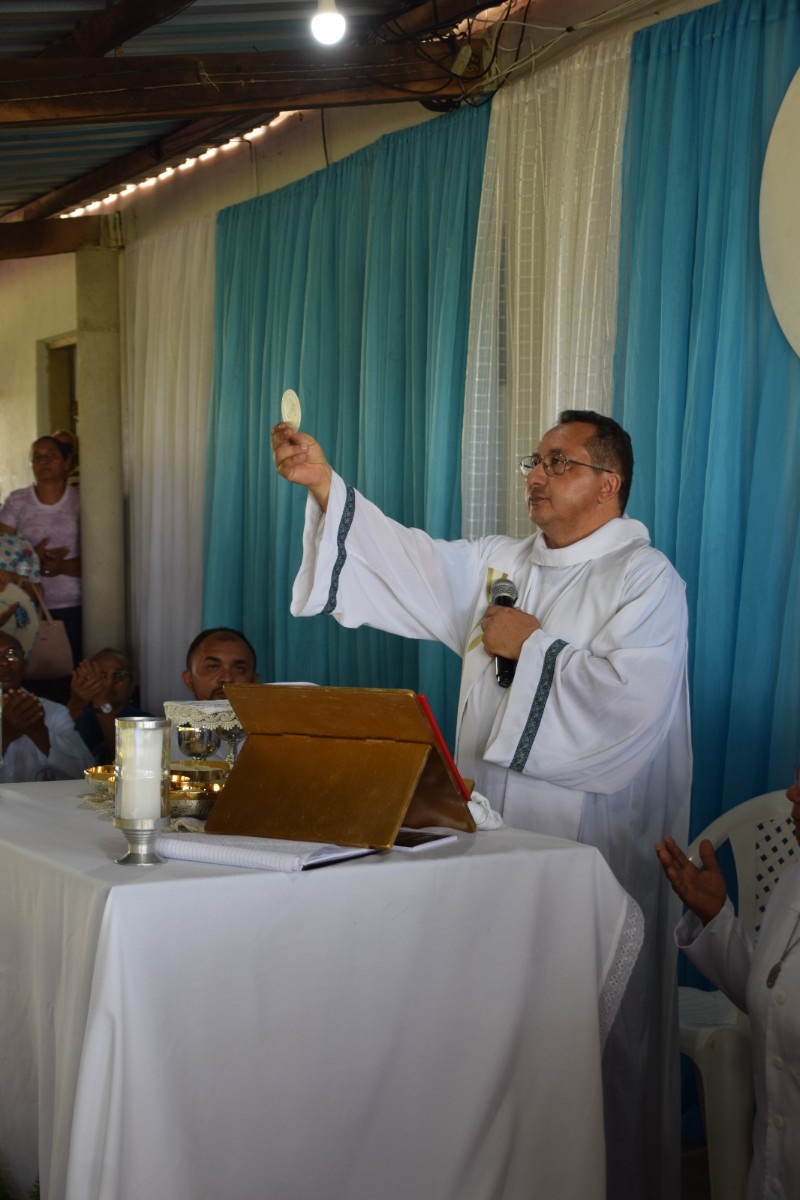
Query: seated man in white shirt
0 630 93 782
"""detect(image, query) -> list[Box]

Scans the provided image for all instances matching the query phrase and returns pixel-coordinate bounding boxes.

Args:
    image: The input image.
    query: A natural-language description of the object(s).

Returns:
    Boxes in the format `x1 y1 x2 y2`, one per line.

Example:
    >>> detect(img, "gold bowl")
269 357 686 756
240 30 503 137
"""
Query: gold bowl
169 760 230 785
169 760 229 820
84 765 115 796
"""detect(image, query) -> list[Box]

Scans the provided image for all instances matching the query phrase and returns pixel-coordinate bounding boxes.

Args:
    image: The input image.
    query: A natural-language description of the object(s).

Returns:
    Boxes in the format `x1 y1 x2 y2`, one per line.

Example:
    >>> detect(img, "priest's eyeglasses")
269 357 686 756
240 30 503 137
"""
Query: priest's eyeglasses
518 453 616 478
0 647 24 663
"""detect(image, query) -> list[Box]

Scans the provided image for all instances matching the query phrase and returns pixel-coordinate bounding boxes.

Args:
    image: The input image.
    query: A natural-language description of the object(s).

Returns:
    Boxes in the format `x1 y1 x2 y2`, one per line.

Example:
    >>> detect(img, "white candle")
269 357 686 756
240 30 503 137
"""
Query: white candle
115 718 169 820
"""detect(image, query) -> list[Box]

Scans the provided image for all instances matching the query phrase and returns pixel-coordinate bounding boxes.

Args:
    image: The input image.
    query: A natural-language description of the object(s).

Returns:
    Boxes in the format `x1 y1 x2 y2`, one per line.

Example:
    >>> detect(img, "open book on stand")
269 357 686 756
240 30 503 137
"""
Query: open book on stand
205 685 476 849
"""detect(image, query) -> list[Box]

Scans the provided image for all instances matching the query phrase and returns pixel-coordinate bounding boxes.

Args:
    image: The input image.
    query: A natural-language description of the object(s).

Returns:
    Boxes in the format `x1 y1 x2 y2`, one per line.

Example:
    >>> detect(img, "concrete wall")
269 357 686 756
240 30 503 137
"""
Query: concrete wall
0 254 76 499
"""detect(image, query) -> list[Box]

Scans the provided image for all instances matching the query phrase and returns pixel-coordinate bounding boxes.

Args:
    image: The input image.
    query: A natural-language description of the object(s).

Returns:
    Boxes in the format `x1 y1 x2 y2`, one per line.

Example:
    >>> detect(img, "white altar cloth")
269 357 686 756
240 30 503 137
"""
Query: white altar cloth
0 781 642 1200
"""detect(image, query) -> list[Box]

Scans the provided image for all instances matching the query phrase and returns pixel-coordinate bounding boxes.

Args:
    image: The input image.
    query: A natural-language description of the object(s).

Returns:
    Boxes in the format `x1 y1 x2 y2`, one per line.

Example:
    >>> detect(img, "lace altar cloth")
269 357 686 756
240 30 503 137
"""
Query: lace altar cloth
163 700 243 733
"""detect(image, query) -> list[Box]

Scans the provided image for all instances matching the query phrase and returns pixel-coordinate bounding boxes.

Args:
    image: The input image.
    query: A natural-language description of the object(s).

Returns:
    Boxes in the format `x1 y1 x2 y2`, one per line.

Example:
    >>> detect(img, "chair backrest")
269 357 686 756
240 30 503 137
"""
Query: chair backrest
688 790 797 936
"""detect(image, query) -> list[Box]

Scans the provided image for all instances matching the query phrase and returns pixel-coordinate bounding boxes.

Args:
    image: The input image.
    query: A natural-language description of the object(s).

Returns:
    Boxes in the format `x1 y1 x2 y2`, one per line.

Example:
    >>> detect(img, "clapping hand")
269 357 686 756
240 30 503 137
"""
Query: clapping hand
655 835 727 926
68 659 107 716
35 538 69 578
2 687 50 755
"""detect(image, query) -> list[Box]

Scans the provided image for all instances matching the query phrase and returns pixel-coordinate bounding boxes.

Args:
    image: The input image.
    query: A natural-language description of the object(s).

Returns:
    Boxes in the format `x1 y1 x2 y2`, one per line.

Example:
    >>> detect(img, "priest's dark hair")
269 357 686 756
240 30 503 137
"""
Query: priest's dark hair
185 627 257 670
558 409 634 514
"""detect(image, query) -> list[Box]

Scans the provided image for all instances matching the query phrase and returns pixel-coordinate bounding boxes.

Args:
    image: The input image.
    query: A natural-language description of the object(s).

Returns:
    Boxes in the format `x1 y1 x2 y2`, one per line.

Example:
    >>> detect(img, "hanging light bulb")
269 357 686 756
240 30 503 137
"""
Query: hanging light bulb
311 0 346 45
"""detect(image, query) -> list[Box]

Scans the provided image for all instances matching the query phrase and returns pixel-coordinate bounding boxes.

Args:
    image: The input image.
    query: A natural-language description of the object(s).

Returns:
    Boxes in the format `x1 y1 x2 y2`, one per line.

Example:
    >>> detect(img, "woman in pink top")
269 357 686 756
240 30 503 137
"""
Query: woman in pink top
0 435 82 664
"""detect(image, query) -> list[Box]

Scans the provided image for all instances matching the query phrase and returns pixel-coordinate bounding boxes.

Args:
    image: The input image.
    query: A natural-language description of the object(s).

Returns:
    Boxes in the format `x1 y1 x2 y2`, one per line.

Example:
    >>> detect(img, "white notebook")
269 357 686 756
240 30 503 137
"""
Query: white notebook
155 831 375 873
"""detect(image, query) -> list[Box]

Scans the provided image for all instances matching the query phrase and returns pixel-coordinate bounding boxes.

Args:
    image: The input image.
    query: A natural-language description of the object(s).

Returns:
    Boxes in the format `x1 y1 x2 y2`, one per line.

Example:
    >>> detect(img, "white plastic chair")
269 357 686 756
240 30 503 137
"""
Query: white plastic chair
679 789 798 1200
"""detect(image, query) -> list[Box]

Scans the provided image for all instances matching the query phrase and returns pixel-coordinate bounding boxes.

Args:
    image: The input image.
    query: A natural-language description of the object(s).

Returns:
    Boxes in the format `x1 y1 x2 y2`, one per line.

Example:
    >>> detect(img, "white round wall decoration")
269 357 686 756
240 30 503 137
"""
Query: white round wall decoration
761 66 800 356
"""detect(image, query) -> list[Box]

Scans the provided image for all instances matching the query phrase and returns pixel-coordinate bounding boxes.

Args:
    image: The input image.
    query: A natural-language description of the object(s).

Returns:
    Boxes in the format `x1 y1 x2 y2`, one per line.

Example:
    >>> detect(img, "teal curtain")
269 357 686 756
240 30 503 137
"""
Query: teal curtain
615 0 800 837
204 103 490 744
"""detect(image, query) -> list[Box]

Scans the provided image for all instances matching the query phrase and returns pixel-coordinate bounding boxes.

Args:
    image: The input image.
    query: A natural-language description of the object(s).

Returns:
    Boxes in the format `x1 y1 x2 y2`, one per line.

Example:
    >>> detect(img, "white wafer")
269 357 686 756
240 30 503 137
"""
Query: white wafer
281 388 302 431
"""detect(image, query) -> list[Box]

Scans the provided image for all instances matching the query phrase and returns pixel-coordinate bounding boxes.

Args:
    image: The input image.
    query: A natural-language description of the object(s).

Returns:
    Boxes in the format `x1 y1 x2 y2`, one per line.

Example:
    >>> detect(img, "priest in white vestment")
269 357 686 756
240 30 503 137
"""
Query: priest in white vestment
273 409 692 1200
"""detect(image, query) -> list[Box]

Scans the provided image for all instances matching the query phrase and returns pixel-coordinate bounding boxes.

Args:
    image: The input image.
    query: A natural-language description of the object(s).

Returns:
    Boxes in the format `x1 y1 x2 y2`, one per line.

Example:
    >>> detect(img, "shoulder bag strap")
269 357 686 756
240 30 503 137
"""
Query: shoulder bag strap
31 582 54 624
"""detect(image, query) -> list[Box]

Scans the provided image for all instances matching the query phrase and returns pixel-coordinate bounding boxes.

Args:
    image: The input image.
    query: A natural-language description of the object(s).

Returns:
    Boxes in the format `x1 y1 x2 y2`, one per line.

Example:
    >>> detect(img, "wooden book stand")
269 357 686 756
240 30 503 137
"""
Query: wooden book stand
204 685 476 849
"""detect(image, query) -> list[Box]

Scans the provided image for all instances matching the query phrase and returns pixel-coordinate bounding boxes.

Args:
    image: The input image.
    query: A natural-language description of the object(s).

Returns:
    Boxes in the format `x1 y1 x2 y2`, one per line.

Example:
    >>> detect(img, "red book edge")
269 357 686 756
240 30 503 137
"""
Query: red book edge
415 693 473 806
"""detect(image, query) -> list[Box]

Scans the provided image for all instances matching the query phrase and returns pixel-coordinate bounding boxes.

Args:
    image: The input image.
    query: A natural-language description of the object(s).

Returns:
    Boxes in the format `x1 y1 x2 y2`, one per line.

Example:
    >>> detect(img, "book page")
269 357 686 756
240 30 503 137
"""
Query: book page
155 832 374 872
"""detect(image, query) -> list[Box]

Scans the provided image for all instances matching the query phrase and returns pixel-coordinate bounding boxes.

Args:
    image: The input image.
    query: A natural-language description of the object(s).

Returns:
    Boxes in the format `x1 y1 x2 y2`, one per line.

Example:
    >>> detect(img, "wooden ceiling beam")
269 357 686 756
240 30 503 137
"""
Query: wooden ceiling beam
38 0 203 59
0 43 483 127
2 42 478 84
0 215 105 259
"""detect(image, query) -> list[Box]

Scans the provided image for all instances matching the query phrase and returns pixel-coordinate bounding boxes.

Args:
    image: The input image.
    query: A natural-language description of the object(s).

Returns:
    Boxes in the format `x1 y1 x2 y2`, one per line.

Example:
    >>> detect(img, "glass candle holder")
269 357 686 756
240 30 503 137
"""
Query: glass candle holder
113 716 171 865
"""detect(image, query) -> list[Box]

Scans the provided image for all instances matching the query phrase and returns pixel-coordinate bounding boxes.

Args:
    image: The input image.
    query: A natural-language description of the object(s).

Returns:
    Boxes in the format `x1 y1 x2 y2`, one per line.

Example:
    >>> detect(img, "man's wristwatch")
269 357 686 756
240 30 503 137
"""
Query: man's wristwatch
95 702 113 714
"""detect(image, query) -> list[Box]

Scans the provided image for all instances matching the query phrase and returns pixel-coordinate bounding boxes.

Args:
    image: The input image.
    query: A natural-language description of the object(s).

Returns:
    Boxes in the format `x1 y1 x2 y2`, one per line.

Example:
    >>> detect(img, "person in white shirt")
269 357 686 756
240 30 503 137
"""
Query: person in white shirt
0 631 92 783
272 409 692 1200
656 780 800 1200
0 435 82 663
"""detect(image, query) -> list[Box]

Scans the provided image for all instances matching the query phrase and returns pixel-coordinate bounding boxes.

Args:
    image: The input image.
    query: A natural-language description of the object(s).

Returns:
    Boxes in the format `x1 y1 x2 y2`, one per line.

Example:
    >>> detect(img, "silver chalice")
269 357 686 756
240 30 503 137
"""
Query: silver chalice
176 724 222 762
214 722 245 766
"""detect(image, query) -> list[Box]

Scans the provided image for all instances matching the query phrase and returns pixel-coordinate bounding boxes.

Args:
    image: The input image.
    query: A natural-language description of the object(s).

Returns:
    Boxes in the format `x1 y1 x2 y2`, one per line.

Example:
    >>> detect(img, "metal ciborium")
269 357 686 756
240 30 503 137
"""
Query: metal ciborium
169 761 229 820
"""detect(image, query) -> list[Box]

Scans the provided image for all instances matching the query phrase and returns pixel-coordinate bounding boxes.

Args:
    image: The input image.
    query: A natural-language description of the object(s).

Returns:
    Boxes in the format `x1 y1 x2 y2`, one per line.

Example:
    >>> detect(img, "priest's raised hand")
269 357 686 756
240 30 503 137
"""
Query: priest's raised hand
271 424 332 511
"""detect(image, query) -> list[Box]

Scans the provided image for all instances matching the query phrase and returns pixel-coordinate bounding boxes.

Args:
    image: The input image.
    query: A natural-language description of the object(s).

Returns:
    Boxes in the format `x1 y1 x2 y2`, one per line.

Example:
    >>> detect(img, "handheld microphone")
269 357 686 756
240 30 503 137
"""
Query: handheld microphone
489 579 518 689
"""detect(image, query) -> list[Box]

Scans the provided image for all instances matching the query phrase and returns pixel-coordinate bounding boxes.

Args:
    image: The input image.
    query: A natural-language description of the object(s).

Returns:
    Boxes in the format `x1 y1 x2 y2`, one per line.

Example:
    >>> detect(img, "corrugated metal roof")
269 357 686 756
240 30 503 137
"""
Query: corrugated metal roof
0 121 182 212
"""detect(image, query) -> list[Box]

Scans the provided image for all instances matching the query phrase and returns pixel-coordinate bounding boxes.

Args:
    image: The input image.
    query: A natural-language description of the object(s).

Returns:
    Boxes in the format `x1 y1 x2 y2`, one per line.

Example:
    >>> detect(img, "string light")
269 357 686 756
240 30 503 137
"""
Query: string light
60 113 296 218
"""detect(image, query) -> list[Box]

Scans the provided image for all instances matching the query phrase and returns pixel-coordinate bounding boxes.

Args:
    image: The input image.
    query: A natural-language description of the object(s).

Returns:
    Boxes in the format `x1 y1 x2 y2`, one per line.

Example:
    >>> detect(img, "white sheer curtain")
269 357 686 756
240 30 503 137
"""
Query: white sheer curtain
124 215 216 713
462 33 632 537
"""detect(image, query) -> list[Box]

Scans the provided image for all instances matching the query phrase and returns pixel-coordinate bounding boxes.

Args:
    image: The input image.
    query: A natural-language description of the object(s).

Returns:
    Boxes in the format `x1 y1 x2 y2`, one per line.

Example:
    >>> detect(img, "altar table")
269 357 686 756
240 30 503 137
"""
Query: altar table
0 780 642 1200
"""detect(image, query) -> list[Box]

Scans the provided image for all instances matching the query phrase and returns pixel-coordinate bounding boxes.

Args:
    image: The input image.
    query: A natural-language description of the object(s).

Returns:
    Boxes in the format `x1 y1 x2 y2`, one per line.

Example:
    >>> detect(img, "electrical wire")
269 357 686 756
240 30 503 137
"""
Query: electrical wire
320 107 330 165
